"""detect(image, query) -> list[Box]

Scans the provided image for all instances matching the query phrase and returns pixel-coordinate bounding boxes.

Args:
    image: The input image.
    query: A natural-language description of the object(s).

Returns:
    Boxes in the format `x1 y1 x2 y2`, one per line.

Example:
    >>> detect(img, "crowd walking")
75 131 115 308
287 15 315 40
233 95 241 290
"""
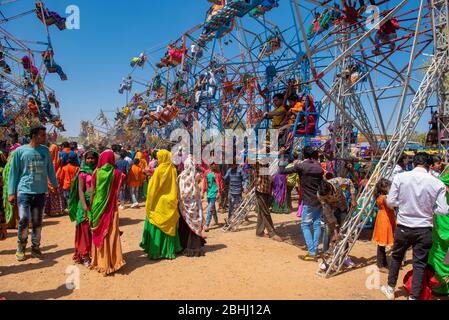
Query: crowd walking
0 126 448 301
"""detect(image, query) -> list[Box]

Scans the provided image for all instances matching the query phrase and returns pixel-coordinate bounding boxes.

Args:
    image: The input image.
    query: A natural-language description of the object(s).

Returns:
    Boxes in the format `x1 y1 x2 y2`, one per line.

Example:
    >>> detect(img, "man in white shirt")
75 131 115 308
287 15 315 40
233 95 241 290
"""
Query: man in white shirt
381 153 449 300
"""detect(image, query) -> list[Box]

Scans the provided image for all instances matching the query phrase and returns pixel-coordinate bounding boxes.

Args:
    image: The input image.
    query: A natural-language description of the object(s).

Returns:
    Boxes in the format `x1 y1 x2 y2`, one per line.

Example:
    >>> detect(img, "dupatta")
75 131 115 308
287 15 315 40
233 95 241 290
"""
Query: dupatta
89 150 123 249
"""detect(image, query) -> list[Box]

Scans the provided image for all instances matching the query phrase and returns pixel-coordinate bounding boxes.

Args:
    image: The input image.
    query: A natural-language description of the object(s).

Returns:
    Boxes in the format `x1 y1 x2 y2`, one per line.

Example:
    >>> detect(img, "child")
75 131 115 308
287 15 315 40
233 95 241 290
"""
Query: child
128 158 144 208
68 150 99 267
372 178 397 273
58 154 80 205
202 163 223 232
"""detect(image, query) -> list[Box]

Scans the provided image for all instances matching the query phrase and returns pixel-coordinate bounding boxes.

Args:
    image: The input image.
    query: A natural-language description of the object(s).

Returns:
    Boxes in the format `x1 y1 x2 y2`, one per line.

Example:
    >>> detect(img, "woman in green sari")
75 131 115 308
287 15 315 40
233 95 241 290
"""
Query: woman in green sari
89 150 126 276
68 150 99 267
428 171 449 295
140 149 182 260
2 151 18 229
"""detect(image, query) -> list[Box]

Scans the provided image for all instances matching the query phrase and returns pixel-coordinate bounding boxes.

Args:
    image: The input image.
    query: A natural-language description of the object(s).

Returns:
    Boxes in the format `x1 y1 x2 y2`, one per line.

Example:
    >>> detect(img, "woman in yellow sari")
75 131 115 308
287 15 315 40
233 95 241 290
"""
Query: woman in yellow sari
140 150 182 260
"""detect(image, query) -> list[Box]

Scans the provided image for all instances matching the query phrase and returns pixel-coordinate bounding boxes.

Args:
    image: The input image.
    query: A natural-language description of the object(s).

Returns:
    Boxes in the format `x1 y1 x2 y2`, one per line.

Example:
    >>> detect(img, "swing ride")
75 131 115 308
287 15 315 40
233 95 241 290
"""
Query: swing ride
83 0 448 278
0 0 68 141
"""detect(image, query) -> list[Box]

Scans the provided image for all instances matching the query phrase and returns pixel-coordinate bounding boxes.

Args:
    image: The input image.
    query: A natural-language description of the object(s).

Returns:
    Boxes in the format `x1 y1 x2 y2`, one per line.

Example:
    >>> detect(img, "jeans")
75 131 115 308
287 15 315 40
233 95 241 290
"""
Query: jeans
17 193 46 250
62 189 70 203
377 246 387 268
301 205 322 257
205 197 218 227
387 225 433 299
322 209 347 253
130 187 139 204
228 194 242 221
119 184 127 205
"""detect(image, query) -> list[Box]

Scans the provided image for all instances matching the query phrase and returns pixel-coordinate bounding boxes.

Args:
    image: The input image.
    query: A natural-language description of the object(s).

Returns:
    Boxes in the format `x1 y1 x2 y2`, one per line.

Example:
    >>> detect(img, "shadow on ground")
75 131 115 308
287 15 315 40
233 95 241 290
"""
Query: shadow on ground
1 284 74 300
0 247 72 276
119 217 145 227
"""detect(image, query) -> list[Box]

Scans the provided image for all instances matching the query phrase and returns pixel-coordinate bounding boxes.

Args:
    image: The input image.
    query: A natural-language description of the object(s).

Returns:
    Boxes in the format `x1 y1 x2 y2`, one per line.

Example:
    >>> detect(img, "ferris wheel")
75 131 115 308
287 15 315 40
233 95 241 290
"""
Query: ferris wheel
0 0 68 141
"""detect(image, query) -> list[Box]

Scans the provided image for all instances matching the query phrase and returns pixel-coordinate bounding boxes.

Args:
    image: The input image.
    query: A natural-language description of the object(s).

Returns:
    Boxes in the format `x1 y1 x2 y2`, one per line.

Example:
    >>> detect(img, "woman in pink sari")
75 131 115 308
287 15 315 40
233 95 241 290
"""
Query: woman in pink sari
89 150 126 276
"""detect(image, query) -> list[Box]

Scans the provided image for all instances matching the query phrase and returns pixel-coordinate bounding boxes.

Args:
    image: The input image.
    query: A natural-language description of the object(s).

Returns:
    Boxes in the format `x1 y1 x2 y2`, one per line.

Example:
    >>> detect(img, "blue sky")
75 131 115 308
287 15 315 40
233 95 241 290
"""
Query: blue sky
2 0 434 137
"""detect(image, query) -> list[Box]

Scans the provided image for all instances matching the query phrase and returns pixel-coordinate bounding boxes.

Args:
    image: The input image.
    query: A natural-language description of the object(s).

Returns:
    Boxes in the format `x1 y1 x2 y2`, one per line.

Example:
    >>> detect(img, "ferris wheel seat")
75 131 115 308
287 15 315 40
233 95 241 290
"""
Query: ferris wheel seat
46 66 58 73
227 0 264 18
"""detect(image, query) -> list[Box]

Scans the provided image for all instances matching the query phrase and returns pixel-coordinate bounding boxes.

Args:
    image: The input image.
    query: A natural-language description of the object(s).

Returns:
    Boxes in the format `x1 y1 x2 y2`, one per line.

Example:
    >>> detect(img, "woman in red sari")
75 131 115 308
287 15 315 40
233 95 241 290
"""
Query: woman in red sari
89 150 126 276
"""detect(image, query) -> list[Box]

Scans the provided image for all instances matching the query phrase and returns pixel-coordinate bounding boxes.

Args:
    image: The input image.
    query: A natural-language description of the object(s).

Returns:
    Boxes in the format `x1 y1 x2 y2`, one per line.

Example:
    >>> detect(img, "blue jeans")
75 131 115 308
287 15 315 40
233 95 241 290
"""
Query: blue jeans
206 197 218 227
119 184 127 205
17 193 46 250
130 187 139 204
228 193 242 220
62 189 70 203
301 205 322 257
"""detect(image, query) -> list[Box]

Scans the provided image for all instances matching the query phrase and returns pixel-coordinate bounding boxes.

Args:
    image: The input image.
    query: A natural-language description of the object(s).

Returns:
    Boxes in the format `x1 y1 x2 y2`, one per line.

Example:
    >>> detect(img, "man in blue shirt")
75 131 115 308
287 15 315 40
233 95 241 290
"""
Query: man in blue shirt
223 162 248 225
116 151 131 210
8 126 58 261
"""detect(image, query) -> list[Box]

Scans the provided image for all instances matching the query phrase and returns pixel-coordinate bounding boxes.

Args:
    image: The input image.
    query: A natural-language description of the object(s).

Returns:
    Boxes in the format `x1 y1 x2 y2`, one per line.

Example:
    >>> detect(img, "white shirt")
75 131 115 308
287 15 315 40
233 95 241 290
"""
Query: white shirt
125 156 133 166
386 167 449 228
430 169 441 179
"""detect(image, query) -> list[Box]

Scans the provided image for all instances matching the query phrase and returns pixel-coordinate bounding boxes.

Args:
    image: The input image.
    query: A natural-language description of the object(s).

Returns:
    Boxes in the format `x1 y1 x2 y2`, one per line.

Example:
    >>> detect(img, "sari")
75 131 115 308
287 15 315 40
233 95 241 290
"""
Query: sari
68 150 99 264
428 172 449 294
177 156 206 256
45 144 65 216
272 173 290 214
89 150 126 275
2 152 18 228
140 150 182 259
135 151 148 201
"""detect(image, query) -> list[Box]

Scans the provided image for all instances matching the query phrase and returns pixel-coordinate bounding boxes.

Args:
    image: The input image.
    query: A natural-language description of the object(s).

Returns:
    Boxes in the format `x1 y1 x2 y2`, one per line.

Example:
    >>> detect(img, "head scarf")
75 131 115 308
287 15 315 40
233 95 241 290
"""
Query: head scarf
48 144 61 192
145 149 179 237
89 150 123 248
135 151 148 171
177 155 203 237
50 144 61 170
68 149 99 225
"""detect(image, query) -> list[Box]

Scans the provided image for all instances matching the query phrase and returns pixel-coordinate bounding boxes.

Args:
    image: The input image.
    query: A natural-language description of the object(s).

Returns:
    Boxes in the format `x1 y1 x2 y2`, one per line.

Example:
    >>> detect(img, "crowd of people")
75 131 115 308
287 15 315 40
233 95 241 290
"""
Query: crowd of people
0 125 448 300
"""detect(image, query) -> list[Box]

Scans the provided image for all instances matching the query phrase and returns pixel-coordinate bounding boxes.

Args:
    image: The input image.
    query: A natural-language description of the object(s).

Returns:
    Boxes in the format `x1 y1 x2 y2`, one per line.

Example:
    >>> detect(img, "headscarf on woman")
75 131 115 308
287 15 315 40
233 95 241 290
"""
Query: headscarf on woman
68 149 99 225
145 149 179 237
135 151 148 171
177 155 203 237
89 150 124 248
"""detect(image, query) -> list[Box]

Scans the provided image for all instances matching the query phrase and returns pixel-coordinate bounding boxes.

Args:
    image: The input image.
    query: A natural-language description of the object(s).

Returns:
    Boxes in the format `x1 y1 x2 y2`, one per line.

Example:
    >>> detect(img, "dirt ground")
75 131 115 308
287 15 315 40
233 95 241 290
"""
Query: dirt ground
0 202 447 300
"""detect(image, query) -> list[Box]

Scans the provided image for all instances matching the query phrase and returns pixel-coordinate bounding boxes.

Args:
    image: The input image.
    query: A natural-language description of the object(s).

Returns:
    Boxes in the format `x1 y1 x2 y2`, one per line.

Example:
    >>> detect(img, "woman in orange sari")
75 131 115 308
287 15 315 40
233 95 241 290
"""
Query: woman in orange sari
45 144 65 217
135 151 148 201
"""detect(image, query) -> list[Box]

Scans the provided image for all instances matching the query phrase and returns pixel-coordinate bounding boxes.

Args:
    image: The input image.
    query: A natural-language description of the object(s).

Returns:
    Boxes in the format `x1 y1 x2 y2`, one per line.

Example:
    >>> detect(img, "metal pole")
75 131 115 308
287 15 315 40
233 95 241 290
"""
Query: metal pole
393 0 426 133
